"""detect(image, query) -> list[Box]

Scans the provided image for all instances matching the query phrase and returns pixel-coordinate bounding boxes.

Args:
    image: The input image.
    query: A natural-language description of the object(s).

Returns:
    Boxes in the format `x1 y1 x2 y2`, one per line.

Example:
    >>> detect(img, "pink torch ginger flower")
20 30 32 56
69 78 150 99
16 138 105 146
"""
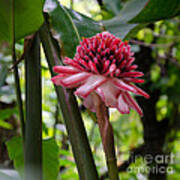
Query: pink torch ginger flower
52 32 149 116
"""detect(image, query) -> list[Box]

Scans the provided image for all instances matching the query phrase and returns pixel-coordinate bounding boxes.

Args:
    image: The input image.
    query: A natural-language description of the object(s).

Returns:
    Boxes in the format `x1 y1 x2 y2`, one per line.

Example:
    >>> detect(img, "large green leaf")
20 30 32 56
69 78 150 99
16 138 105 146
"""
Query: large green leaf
44 0 101 58
131 0 180 23
44 0 80 58
65 8 101 38
103 0 180 39
6 137 59 180
103 0 122 15
102 0 148 39
0 0 44 42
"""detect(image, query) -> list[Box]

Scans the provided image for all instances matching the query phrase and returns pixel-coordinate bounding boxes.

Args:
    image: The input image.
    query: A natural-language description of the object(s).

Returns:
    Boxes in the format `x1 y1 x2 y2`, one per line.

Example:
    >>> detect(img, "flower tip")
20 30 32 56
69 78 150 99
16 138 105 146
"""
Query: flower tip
144 93 150 99
147 95 150 99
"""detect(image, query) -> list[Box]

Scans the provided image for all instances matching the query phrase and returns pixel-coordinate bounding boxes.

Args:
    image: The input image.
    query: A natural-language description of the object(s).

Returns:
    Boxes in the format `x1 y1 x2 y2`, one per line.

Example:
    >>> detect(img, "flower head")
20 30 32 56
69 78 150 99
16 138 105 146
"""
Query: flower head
52 32 149 116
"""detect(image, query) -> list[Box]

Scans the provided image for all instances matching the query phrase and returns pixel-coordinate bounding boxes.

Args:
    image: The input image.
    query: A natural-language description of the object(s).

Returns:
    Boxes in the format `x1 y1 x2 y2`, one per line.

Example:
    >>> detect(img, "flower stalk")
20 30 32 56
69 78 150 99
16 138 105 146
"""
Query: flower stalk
93 92 119 180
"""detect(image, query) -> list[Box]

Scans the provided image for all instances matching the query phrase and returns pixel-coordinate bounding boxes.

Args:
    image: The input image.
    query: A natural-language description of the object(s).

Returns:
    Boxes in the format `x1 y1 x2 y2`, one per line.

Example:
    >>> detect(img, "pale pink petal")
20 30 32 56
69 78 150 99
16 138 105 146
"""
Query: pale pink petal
83 94 96 112
117 94 130 114
75 75 107 98
123 92 143 116
53 66 80 74
96 80 119 107
60 72 91 87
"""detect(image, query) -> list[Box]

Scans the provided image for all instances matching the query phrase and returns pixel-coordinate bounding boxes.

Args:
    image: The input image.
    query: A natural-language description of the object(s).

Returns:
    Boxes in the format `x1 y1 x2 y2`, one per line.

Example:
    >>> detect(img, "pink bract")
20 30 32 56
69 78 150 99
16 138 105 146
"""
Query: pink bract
51 32 149 116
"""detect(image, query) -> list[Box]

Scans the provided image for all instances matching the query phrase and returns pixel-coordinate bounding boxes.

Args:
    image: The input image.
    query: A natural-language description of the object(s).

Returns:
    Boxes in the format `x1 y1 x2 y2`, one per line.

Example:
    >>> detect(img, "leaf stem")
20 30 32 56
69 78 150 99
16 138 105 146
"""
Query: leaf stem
93 93 119 180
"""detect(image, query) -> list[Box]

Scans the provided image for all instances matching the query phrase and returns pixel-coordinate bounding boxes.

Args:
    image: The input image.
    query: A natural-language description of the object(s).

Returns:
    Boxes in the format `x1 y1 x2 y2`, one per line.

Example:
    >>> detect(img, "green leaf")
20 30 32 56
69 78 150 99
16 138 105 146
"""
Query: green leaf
44 0 80 58
6 137 24 177
103 0 122 15
43 139 59 180
6 137 59 180
44 0 101 58
0 120 13 129
0 0 44 43
131 0 180 23
0 108 17 120
0 108 17 129
102 0 148 39
65 8 102 38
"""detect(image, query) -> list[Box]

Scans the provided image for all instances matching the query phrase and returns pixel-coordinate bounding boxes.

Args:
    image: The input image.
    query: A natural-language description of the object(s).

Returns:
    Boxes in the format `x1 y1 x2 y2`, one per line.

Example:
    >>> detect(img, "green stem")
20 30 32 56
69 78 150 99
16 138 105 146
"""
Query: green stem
93 93 119 180
24 33 42 180
39 23 99 180
12 0 25 141
12 45 25 140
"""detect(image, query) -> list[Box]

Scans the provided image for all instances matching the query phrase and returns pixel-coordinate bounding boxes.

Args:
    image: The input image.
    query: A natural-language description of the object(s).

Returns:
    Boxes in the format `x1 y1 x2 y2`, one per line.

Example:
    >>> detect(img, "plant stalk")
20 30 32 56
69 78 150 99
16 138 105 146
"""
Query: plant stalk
93 93 119 180
24 33 42 180
39 23 99 180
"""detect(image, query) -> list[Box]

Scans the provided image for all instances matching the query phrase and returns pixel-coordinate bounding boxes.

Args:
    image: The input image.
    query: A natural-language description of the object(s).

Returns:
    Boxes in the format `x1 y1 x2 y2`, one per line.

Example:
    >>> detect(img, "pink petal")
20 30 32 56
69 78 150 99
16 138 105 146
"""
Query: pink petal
126 57 135 67
113 79 137 93
120 71 144 78
123 92 143 116
96 80 119 107
124 78 145 83
83 94 96 112
60 72 91 87
126 65 138 71
64 57 85 71
113 79 149 98
117 94 130 114
104 64 116 77
129 84 150 99
53 66 80 74
51 74 67 85
75 75 107 98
